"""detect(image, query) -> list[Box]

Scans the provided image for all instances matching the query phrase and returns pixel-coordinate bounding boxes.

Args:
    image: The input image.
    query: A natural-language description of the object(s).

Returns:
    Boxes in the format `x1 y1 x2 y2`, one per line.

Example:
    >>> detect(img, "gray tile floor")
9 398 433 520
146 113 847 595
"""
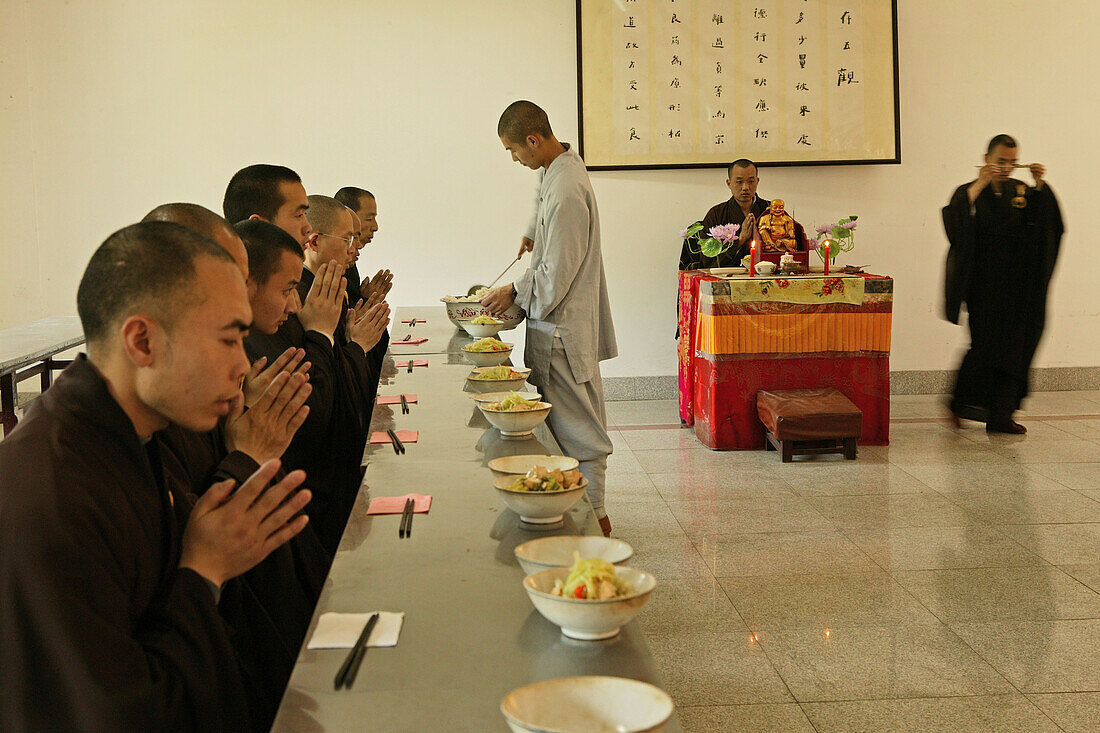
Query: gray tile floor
604 392 1100 732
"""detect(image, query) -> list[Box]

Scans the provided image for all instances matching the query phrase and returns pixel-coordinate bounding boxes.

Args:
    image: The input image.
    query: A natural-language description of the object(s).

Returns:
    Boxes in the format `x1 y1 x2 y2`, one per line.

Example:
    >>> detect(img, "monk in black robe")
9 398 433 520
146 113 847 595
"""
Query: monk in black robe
943 135 1064 433
0 222 311 731
680 158 771 270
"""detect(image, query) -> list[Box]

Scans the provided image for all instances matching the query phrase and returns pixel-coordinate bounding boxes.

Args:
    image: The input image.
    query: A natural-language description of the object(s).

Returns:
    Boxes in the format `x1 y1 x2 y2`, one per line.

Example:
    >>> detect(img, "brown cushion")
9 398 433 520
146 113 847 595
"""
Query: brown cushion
757 388 863 441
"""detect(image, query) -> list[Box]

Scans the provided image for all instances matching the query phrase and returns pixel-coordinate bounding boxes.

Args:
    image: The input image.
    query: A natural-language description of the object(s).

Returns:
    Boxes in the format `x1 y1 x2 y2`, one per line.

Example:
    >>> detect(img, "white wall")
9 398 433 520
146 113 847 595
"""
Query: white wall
2 0 1097 379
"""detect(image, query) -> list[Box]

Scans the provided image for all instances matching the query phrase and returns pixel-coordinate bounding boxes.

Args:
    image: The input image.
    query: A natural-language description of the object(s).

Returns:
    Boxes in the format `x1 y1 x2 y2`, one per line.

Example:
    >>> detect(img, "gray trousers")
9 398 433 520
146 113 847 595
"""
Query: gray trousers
531 337 613 511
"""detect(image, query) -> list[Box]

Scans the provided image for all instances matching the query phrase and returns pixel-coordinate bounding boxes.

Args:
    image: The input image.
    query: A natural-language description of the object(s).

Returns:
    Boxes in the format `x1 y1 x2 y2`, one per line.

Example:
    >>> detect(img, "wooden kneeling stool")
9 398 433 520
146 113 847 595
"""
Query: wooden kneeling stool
757 388 863 462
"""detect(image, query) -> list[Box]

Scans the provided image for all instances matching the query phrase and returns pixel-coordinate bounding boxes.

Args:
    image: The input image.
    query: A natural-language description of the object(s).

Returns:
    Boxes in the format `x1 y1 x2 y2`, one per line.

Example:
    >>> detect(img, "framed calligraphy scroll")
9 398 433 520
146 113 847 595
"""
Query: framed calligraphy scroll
577 0 900 170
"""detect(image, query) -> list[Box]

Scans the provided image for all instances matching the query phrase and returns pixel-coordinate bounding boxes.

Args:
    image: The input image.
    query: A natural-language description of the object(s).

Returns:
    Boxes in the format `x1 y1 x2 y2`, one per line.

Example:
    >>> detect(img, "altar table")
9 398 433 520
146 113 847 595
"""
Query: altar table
678 270 892 450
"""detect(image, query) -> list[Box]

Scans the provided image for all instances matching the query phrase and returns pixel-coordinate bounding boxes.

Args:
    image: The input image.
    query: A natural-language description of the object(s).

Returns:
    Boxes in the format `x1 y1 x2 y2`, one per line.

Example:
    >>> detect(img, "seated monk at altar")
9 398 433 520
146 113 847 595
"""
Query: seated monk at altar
758 199 804 253
679 158 769 270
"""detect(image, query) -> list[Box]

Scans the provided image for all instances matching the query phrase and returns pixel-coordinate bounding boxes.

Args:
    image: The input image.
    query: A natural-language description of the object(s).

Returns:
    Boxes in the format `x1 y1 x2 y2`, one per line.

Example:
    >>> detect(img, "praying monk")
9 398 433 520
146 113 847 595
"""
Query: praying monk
142 206 326 729
680 158 770 270
0 221 312 731
482 100 618 537
335 186 394 307
943 134 1064 434
226 173 386 553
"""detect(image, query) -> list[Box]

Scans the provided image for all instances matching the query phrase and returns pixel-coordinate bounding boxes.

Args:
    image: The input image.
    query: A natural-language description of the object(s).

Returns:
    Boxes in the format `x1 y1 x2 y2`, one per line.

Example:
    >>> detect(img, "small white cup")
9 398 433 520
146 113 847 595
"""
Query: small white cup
755 261 776 275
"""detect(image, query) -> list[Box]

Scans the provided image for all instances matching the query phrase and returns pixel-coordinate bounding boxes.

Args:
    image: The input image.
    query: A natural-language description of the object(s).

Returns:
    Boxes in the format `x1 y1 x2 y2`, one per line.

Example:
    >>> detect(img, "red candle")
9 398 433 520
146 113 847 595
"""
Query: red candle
750 241 756 277
823 241 830 276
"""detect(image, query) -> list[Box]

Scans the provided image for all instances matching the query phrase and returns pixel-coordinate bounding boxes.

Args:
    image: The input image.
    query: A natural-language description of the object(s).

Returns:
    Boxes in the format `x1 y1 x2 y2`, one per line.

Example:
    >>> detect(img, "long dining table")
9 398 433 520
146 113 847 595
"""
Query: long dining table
271 306 681 732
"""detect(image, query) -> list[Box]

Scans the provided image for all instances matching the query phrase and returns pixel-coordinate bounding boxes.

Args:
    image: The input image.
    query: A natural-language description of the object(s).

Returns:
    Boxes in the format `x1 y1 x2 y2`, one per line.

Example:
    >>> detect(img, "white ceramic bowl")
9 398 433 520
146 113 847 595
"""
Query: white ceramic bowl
755 261 777 275
488 453 577 477
460 319 505 338
466 367 531 394
442 298 525 330
514 535 634 576
478 401 551 438
462 343 514 367
472 390 541 405
501 676 674 733
493 473 586 525
522 566 657 640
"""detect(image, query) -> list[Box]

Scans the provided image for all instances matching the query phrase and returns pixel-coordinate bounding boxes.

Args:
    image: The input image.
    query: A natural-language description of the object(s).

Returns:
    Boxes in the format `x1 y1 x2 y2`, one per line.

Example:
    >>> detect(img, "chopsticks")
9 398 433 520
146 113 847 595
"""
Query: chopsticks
399 497 414 538
333 612 379 690
407 361 414 373
400 334 412 342
486 255 522 290
400 394 409 414
387 429 406 454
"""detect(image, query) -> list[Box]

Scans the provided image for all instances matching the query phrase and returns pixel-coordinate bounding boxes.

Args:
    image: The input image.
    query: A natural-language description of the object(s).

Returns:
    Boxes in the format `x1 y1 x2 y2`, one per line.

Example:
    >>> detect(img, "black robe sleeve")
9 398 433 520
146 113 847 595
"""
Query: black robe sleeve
0 437 249 732
942 183 978 325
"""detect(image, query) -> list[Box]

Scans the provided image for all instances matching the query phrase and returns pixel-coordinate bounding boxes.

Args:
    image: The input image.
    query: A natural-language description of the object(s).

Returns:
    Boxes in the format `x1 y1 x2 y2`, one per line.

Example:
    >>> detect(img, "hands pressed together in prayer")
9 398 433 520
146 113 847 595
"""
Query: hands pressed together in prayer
181 460 312 587
297 261 346 340
739 213 756 244
227 354 313 465
364 268 393 302
347 291 391 351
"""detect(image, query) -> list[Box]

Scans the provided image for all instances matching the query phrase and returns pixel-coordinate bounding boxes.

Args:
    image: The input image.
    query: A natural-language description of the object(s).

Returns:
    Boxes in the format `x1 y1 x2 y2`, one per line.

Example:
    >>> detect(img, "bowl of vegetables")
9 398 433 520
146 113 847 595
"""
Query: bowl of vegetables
466 366 531 394
522 554 657 640
514 535 634 576
501 676 673 733
492 467 587 525
442 290 525 330
462 337 514 367
460 314 505 339
477 392 551 437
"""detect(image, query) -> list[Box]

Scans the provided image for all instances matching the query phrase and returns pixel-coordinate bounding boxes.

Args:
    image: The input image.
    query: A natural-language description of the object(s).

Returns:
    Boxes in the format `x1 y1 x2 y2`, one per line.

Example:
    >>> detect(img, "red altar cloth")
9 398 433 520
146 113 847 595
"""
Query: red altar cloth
678 270 893 449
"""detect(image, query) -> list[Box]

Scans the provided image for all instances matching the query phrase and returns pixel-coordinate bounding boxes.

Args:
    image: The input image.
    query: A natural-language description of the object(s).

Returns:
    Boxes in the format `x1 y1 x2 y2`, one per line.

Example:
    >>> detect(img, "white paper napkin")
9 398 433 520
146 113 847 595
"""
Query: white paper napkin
307 611 405 650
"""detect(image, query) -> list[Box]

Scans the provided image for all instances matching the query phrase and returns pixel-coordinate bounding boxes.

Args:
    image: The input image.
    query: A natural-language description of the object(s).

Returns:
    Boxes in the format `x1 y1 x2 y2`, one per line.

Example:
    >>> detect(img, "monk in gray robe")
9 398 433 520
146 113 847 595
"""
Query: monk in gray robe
483 100 618 536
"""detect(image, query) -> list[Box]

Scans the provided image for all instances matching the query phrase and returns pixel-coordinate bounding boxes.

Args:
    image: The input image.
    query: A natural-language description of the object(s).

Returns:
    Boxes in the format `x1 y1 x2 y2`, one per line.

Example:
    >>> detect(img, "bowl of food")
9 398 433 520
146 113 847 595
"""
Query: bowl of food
442 290 525 330
477 393 551 438
488 452 576 477
462 337 514 367
472 390 541 406
492 468 587 525
514 535 633 576
522 554 656 640
466 366 531 394
460 314 505 339
501 676 674 733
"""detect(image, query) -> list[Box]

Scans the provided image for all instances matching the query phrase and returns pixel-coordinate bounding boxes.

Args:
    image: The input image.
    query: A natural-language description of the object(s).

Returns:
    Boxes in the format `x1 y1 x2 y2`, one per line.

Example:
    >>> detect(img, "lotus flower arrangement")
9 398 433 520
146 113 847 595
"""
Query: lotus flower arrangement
681 221 742 259
806 216 858 264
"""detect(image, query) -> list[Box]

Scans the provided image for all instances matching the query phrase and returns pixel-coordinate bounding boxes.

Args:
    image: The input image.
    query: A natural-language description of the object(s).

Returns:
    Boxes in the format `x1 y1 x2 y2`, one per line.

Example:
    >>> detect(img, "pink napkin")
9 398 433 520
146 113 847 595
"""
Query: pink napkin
370 430 419 444
400 318 426 324
367 494 432 515
395 360 428 368
377 394 418 405
394 337 428 345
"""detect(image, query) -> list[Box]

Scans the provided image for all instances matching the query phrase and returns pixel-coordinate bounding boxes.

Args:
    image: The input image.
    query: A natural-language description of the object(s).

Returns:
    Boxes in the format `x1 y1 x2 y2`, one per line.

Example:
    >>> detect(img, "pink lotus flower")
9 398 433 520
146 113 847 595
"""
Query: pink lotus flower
679 227 690 239
806 236 819 250
842 221 858 230
815 224 831 234
707 223 741 244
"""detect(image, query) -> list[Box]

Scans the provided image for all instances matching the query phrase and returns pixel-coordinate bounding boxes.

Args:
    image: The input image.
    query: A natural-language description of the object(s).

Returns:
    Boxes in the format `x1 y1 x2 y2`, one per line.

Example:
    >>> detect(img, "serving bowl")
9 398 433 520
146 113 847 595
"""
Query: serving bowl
442 298 525 330
493 473 586 525
460 319 505 338
477 400 551 438
488 453 576 477
755 260 777 275
465 367 531 394
501 676 674 733
522 566 657 640
514 535 633 576
472 390 541 406
461 342 514 367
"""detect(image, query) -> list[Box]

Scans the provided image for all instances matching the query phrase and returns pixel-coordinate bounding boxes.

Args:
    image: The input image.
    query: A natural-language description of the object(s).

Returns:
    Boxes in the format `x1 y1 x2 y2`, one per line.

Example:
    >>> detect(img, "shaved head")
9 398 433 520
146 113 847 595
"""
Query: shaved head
77 221 235 346
497 100 553 144
305 195 348 236
142 202 247 277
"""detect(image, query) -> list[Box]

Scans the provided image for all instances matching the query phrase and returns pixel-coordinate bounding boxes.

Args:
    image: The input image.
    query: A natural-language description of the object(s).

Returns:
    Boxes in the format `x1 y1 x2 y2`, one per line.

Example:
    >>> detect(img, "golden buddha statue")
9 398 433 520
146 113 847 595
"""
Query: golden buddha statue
758 199 799 253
